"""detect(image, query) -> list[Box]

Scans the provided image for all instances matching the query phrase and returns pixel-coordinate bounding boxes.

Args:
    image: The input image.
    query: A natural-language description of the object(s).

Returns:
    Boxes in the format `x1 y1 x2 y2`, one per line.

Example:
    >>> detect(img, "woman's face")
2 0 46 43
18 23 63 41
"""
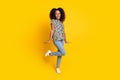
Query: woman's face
55 10 61 20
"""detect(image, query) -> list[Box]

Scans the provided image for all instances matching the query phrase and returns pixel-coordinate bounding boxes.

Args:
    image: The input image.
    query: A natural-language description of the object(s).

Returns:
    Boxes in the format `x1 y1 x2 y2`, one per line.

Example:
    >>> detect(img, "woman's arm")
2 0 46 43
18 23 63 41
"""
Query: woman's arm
49 24 54 40
45 24 54 43
64 32 67 42
64 31 70 43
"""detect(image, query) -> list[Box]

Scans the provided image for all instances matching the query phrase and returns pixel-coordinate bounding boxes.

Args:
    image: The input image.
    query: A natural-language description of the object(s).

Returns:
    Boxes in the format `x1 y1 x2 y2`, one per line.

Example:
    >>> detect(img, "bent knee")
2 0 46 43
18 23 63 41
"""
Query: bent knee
61 51 66 56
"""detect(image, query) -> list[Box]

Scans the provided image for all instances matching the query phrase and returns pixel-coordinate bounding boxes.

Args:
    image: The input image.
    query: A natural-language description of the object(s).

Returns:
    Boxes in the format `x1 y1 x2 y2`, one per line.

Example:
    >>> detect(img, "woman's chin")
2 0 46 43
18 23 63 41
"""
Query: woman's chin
56 18 60 20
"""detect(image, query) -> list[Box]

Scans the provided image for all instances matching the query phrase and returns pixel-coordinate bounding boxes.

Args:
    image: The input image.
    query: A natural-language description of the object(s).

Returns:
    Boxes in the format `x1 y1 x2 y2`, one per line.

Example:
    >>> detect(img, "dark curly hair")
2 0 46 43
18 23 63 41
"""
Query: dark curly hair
50 7 65 22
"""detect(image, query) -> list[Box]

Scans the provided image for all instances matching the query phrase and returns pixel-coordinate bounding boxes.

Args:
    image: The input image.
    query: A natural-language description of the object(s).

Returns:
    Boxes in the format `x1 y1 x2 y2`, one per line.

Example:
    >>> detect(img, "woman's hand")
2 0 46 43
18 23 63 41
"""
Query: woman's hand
64 40 71 44
44 39 51 44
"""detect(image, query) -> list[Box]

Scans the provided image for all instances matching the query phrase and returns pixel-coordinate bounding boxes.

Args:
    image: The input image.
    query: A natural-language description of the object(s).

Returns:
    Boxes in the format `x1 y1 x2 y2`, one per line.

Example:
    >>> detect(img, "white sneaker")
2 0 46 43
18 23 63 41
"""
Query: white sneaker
56 68 61 74
45 50 51 56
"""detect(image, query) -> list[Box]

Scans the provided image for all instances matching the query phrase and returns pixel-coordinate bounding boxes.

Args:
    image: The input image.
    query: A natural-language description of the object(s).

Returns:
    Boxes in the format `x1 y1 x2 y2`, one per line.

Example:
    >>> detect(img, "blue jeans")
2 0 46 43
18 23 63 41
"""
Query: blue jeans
50 39 66 68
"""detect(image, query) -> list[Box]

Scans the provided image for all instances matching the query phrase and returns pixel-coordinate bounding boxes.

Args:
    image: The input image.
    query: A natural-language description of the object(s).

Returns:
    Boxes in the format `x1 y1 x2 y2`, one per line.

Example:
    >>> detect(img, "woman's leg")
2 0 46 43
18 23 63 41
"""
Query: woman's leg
56 54 62 68
56 40 64 68
49 40 66 56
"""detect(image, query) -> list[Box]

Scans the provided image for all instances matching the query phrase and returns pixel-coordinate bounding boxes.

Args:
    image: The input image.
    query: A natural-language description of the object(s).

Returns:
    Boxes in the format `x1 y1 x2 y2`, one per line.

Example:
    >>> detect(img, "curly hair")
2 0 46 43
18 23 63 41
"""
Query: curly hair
50 7 65 22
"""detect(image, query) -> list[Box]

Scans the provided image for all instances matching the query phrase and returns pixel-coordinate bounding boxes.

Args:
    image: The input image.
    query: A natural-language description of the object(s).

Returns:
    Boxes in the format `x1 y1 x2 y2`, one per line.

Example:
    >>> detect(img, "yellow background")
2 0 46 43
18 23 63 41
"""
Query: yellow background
0 0 120 80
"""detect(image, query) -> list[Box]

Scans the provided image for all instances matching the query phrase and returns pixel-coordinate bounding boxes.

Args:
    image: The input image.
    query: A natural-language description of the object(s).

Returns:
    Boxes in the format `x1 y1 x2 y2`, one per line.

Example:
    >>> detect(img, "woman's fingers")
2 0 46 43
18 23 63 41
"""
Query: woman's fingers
65 41 71 44
44 40 51 44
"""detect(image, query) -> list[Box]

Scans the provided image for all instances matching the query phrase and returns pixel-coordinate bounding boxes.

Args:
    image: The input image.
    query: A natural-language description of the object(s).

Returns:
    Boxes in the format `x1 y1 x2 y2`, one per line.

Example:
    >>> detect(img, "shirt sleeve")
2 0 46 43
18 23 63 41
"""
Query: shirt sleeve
50 19 56 25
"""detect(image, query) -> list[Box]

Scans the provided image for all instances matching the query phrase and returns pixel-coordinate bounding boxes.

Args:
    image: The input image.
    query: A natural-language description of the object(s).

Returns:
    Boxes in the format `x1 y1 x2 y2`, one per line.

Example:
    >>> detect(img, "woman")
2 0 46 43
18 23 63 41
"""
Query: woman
45 7 70 73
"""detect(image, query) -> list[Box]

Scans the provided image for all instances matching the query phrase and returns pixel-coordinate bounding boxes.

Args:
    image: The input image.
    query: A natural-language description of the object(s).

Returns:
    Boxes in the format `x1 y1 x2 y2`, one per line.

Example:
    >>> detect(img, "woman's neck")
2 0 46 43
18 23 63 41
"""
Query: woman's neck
56 19 60 21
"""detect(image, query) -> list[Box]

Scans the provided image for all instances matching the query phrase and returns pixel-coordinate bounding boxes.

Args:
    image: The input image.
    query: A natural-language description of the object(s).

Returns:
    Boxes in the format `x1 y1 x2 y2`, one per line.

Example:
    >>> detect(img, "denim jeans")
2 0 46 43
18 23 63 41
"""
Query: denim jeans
50 39 66 68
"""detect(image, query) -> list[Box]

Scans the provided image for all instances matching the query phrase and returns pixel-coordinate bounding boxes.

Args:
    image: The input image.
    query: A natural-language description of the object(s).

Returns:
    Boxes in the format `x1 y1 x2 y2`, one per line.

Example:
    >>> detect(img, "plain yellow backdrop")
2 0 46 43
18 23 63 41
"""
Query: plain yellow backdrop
0 0 120 80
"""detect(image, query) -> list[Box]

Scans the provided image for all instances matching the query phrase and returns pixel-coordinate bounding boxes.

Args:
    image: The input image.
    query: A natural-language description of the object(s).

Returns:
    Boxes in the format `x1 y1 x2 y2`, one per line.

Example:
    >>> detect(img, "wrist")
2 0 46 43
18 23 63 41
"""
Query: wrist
48 38 52 41
64 40 67 42
64 38 66 41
